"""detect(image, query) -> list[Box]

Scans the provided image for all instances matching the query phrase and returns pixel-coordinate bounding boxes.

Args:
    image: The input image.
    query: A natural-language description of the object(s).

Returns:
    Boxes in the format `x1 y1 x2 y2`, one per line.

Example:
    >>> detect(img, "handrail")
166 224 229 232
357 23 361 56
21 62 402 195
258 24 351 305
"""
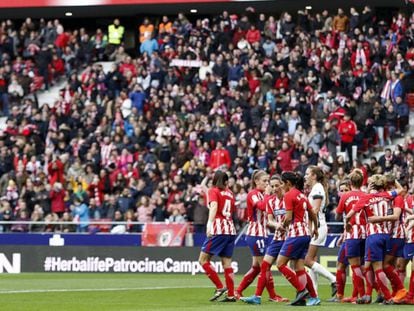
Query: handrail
0 221 345 226
0 221 147 225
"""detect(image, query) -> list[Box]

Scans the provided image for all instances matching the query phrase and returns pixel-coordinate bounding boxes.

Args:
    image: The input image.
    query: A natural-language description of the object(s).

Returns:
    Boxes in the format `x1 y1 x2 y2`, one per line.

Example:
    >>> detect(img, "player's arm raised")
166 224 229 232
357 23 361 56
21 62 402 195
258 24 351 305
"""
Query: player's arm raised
255 185 273 211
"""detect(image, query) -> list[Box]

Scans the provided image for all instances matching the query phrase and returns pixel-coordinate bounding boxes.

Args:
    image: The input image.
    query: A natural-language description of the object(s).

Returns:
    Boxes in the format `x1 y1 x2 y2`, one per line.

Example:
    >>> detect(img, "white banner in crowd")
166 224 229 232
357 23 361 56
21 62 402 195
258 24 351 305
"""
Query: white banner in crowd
170 59 202 68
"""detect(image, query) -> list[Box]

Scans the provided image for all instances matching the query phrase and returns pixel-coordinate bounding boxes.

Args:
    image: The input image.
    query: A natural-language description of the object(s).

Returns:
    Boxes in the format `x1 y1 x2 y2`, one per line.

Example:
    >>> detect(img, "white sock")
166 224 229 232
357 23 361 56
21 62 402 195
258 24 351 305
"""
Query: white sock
309 267 318 291
311 262 336 284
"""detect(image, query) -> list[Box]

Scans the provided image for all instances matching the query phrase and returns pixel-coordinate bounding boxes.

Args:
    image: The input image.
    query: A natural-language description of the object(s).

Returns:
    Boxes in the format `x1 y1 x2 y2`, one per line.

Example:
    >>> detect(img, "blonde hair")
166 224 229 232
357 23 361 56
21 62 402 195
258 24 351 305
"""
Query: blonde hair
368 174 387 191
251 170 268 189
348 169 364 188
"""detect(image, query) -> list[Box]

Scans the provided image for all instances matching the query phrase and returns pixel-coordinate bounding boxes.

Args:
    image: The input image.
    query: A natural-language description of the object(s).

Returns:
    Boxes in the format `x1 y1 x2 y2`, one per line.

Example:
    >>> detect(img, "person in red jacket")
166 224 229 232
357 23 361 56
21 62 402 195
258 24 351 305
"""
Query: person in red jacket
246 24 261 45
209 141 231 170
338 112 357 163
277 141 295 171
51 54 65 79
50 182 66 217
48 156 65 186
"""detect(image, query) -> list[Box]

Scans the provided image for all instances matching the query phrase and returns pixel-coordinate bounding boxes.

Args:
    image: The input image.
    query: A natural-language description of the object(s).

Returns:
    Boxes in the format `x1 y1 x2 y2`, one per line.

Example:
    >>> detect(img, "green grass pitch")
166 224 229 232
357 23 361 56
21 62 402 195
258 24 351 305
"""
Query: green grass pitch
0 273 412 310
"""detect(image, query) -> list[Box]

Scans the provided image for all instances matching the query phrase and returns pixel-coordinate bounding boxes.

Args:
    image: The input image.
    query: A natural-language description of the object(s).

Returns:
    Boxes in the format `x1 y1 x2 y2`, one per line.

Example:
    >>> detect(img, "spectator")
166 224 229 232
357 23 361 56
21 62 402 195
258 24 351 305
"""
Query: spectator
72 196 89 233
107 18 124 50
246 24 261 44
139 18 154 44
136 196 154 223
0 9 413 233
209 141 231 170
47 156 65 186
29 206 45 232
338 112 357 162
332 8 349 33
349 7 359 31
59 211 76 233
395 96 409 135
50 182 65 217
11 209 29 232
168 208 186 223
139 34 159 56
159 16 173 35
277 141 295 171
152 196 168 222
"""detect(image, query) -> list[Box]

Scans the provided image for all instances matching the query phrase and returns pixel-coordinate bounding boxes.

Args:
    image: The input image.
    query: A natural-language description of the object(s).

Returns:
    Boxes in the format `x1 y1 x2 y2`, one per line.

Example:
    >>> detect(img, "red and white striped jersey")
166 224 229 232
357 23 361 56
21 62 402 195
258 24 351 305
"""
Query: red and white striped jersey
353 191 397 236
405 195 414 243
207 187 236 235
336 190 366 239
246 189 268 237
266 194 286 241
284 188 311 238
389 195 405 239
100 143 113 166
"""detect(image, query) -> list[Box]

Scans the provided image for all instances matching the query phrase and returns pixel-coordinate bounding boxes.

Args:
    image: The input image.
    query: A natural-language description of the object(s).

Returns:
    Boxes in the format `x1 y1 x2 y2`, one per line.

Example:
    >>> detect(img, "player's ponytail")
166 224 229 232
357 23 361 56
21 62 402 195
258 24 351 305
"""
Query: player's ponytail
294 172 305 191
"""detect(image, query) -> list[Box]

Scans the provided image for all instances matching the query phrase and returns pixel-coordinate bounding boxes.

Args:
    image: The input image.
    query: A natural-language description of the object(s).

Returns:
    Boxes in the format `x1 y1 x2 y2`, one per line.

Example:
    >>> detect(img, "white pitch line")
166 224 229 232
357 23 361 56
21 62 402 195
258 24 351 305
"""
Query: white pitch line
0 286 213 294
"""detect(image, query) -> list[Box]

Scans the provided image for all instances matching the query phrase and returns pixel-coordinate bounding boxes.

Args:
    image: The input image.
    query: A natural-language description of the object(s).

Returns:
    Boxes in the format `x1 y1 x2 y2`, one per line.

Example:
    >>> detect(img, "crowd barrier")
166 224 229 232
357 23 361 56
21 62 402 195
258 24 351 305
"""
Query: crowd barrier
0 222 345 274
0 245 339 274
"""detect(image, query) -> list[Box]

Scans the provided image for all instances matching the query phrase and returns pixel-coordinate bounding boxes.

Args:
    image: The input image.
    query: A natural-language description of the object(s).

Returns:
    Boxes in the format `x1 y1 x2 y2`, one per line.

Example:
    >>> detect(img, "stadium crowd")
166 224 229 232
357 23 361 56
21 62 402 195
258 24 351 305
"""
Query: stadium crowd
0 6 414 233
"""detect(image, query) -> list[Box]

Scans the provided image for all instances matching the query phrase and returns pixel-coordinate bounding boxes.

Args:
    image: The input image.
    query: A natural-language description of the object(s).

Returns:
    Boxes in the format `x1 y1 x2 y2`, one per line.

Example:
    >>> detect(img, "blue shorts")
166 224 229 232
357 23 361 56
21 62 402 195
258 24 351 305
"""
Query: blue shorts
345 239 365 258
388 238 405 258
404 243 414 261
338 242 348 265
201 235 236 257
365 234 390 262
245 236 268 257
266 240 284 258
280 236 310 260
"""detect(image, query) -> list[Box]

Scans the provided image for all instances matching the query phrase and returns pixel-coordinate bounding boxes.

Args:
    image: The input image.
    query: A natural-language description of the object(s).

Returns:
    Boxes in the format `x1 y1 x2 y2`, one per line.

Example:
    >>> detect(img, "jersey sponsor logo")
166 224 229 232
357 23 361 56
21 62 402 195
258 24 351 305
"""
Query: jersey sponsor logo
273 209 286 216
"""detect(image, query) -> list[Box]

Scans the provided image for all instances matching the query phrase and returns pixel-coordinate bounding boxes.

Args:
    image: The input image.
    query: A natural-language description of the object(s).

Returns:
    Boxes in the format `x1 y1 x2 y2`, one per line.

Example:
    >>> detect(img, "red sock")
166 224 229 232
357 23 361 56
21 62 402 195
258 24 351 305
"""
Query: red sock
255 261 270 297
398 269 406 285
384 265 404 292
352 285 358 298
364 268 374 296
237 266 260 295
296 270 307 292
351 265 365 297
409 272 414 298
336 269 346 297
224 268 235 297
202 262 223 289
304 270 318 298
265 270 277 299
278 264 303 291
375 269 392 300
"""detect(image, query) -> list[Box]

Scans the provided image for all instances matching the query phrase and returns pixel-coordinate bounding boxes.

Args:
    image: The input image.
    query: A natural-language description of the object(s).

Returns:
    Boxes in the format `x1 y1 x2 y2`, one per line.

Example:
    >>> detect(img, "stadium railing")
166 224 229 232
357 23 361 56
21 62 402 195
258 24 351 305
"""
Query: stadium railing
0 221 345 233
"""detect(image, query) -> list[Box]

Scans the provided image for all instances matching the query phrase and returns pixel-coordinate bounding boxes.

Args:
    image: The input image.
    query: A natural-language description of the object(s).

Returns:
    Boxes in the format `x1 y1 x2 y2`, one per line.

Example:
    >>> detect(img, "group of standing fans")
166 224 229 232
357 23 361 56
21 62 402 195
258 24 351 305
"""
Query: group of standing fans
199 168 414 305
0 5 413 238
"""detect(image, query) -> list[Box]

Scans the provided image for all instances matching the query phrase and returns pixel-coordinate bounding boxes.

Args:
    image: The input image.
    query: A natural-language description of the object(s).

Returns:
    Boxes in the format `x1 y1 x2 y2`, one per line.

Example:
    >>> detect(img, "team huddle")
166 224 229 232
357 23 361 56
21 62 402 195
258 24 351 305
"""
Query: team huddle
198 168 414 306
